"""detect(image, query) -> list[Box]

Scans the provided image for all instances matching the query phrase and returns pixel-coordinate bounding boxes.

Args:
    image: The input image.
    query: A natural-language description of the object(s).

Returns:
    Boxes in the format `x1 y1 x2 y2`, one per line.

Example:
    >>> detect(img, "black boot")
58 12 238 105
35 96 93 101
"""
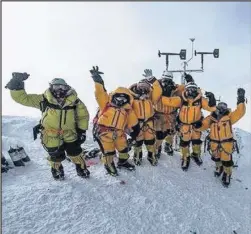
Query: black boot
221 172 231 187
117 159 135 171
155 145 162 159
104 161 118 176
76 164 90 178
51 165 65 180
133 152 143 166
164 142 174 156
181 157 190 171
147 152 158 166
214 165 223 177
191 153 203 166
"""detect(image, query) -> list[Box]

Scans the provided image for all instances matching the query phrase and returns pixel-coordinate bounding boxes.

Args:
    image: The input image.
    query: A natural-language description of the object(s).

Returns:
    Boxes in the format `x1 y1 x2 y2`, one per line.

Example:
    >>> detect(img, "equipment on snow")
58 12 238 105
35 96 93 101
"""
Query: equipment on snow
8 147 25 167
16 145 31 162
2 154 13 173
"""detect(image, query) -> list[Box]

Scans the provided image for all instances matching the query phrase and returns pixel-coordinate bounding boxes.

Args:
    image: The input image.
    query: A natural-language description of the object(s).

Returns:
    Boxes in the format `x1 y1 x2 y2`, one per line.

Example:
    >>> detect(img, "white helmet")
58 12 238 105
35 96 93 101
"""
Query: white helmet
161 71 173 80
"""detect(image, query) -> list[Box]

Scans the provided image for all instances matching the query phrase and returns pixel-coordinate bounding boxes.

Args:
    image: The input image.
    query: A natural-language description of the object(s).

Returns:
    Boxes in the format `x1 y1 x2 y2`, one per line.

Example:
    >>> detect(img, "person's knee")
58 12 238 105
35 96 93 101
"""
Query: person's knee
65 141 82 156
180 139 190 148
46 146 65 162
144 139 155 145
136 140 144 147
191 139 202 145
222 160 234 167
156 131 165 140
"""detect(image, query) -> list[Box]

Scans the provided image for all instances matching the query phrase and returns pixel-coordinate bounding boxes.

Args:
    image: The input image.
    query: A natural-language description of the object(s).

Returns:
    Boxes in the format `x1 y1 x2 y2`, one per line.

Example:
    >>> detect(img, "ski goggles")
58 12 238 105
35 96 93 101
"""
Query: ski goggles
51 84 70 91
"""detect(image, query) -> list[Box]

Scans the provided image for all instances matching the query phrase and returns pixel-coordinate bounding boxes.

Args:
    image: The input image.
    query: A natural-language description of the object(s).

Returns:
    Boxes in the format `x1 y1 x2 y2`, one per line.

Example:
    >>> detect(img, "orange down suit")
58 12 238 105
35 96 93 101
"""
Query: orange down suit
198 103 246 173
94 82 138 165
161 90 216 159
129 80 162 159
154 84 185 149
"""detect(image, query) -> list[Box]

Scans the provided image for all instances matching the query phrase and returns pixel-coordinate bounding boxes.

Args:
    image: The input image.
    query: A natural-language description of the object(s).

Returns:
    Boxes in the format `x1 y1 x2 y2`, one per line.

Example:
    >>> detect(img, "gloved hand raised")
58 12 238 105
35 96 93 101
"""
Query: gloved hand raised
205 91 216 107
142 69 157 84
5 72 30 90
193 121 202 129
90 66 104 85
237 88 245 104
77 128 86 145
184 73 194 83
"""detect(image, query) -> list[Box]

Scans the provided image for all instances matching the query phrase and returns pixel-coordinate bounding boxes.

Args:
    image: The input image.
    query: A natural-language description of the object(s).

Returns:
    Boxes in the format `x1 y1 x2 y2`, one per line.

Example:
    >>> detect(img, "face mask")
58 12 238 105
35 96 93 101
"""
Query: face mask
186 87 198 98
216 102 228 115
51 84 70 99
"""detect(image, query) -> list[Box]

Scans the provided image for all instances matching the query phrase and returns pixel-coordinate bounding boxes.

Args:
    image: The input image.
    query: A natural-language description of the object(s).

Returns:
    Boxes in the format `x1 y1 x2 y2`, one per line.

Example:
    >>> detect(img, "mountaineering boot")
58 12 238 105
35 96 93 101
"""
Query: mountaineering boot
76 164 90 178
214 165 223 177
117 158 135 171
147 152 158 166
221 172 231 187
155 145 162 159
69 153 90 178
51 164 65 180
104 161 118 176
133 151 143 166
181 157 190 171
191 152 203 166
164 142 174 156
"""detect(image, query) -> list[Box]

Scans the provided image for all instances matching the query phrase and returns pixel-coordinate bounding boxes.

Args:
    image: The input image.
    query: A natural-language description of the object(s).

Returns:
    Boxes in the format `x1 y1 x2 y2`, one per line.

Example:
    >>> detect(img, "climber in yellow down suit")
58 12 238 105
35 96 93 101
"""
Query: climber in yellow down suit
90 66 140 176
161 77 217 171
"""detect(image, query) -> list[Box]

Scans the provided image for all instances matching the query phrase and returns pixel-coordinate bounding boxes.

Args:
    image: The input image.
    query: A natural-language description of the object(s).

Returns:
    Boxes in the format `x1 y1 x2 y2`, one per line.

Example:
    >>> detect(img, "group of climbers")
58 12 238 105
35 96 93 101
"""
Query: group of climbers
5 68 246 187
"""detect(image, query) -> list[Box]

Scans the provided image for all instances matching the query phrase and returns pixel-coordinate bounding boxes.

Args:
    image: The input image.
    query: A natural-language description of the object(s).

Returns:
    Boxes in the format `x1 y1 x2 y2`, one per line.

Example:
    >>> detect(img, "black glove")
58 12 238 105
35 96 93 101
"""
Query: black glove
77 128 86 144
162 88 172 97
237 88 245 104
5 72 30 90
89 66 104 85
175 116 181 131
130 123 140 141
205 91 216 107
193 121 202 129
12 72 30 81
184 73 194 83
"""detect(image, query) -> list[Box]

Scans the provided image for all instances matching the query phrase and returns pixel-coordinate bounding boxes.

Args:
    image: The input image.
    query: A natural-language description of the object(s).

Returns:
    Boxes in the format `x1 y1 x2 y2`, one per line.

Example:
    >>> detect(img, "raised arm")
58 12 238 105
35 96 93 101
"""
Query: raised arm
230 88 246 124
90 66 109 111
6 72 43 109
201 92 216 112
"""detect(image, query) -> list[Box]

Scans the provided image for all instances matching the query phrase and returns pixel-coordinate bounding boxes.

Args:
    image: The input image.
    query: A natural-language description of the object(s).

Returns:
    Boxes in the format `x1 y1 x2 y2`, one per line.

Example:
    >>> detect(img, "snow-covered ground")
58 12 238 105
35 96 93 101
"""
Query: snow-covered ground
2 115 251 234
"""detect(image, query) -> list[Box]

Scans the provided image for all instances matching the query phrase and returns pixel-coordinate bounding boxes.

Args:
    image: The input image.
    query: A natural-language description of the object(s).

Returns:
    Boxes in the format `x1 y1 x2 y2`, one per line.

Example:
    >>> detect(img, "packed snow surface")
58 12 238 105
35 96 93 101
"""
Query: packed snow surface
2 116 251 234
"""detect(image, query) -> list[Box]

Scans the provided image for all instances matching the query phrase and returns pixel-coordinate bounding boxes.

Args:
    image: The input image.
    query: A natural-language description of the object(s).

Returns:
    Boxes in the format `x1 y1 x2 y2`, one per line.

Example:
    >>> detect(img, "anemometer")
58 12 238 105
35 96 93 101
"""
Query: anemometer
158 38 219 84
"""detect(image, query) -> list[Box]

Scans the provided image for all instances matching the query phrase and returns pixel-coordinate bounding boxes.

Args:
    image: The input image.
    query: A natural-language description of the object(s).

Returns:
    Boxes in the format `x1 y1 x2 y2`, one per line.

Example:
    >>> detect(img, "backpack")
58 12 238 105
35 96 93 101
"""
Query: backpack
33 95 80 140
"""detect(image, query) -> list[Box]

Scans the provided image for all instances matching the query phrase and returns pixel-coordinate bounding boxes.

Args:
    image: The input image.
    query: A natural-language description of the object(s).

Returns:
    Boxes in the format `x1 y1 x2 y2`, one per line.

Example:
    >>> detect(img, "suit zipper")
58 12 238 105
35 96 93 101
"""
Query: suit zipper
64 110 67 125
